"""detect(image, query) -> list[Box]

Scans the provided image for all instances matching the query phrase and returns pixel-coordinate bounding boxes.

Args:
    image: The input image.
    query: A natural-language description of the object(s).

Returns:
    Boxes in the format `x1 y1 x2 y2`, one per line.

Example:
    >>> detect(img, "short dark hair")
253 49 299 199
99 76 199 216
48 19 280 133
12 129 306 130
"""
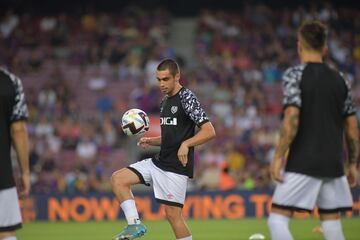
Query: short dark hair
157 59 180 77
299 20 328 52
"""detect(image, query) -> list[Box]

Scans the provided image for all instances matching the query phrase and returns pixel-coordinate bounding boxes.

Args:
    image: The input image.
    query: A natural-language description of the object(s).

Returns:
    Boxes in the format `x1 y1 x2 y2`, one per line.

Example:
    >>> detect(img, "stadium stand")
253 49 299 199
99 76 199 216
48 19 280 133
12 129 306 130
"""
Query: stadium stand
1 3 359 193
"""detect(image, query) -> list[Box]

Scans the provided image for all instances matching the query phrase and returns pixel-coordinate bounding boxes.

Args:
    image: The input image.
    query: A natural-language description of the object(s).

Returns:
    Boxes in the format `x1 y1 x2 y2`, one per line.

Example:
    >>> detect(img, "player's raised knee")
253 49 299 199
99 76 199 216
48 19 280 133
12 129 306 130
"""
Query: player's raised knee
164 206 182 222
110 168 128 186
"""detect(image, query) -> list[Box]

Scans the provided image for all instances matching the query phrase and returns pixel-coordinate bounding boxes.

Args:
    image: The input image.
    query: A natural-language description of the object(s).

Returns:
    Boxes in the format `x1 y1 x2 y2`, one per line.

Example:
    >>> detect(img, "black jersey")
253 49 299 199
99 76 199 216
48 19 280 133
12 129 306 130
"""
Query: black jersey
0 68 28 190
282 63 356 178
152 87 209 178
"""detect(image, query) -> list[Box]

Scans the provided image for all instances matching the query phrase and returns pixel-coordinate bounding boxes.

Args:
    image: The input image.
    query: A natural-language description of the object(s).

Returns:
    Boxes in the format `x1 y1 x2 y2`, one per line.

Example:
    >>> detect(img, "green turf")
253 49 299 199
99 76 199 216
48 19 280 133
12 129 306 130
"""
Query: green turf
18 218 360 240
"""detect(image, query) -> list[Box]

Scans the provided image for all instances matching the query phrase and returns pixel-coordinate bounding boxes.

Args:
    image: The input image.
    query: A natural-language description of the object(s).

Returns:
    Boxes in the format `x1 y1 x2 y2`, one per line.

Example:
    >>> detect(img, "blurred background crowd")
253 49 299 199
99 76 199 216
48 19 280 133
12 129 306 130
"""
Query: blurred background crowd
1 1 360 194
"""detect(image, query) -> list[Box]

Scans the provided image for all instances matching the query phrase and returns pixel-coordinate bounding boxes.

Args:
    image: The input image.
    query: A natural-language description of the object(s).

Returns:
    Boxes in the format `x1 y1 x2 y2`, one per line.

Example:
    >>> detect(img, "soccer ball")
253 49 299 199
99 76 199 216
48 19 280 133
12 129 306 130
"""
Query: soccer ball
121 108 150 136
248 233 265 240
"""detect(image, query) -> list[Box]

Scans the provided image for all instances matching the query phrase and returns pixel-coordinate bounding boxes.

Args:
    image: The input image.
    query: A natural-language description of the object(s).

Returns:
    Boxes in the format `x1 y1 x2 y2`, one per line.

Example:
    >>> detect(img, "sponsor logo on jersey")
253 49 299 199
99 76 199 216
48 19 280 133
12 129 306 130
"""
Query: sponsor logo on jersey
167 193 174 200
160 117 177 125
171 106 178 114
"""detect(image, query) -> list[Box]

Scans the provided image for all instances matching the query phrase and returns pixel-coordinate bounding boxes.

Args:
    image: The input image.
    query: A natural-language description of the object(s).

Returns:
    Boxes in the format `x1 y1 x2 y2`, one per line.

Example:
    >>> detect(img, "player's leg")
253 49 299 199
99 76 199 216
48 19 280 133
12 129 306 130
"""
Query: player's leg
164 205 192 240
111 159 152 239
150 160 190 239
268 172 322 240
0 188 22 240
111 168 140 204
0 231 17 240
268 207 293 240
111 167 142 223
319 213 344 240
316 176 353 240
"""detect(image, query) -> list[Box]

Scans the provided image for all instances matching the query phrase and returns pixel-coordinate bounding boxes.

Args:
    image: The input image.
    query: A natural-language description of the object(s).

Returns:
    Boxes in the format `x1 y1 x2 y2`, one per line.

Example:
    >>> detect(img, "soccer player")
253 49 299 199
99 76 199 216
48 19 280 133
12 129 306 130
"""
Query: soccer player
111 59 216 240
0 68 30 240
268 21 359 240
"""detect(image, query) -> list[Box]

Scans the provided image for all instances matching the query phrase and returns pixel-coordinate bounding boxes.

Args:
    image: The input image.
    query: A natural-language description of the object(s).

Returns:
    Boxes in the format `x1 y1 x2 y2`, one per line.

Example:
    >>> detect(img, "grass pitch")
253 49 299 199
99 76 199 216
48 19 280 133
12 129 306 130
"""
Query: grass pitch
18 218 360 240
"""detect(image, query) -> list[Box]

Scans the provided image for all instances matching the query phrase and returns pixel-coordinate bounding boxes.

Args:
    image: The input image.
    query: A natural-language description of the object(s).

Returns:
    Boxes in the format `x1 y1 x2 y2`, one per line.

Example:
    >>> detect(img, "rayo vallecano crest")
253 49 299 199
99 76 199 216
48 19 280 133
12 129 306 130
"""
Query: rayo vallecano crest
171 106 178 114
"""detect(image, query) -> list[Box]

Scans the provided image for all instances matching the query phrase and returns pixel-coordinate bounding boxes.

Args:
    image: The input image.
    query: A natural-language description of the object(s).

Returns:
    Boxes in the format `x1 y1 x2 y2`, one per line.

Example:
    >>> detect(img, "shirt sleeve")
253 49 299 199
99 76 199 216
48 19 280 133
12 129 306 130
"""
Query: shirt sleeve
179 88 209 126
10 73 29 122
343 78 356 117
282 65 305 109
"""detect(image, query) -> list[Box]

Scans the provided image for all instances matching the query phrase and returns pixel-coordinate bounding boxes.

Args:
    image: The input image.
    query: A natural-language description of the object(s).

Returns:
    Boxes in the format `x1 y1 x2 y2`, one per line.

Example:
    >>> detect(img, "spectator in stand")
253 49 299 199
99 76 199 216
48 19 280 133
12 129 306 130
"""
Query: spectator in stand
219 163 237 191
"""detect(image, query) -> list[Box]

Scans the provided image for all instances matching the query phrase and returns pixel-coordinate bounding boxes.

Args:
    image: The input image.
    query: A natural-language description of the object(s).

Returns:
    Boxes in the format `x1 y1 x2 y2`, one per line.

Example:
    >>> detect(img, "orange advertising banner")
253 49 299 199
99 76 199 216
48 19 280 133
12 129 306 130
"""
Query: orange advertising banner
20 190 360 222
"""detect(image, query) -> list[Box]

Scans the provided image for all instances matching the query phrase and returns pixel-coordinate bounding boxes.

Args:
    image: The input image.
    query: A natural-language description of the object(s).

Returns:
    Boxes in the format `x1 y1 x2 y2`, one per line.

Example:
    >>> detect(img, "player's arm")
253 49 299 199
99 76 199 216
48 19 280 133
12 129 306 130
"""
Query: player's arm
146 136 162 146
344 115 359 187
138 96 165 148
342 76 359 187
182 122 216 147
271 66 302 182
270 106 300 182
138 136 161 148
11 120 30 196
9 73 30 196
177 89 215 166
178 121 216 167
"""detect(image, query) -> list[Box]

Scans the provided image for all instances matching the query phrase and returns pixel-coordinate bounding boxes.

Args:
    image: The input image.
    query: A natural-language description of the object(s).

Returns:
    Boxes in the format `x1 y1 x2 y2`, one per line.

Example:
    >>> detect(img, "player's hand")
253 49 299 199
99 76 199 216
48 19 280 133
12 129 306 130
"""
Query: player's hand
347 163 358 187
20 172 31 197
178 143 189 167
137 137 150 149
270 157 284 183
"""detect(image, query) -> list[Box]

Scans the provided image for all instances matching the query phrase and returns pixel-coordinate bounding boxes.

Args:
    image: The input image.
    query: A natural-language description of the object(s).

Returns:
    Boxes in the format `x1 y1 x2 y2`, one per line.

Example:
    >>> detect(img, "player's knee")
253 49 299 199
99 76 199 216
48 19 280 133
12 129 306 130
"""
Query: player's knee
268 212 290 227
267 214 276 228
110 169 128 187
164 207 181 222
0 231 16 240
319 212 340 221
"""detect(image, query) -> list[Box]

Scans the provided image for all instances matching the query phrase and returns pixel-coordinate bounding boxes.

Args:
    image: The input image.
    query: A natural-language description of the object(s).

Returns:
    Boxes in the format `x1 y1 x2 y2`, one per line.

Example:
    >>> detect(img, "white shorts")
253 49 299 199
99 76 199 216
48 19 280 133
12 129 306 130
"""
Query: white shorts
272 172 353 213
128 158 188 208
0 187 22 232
